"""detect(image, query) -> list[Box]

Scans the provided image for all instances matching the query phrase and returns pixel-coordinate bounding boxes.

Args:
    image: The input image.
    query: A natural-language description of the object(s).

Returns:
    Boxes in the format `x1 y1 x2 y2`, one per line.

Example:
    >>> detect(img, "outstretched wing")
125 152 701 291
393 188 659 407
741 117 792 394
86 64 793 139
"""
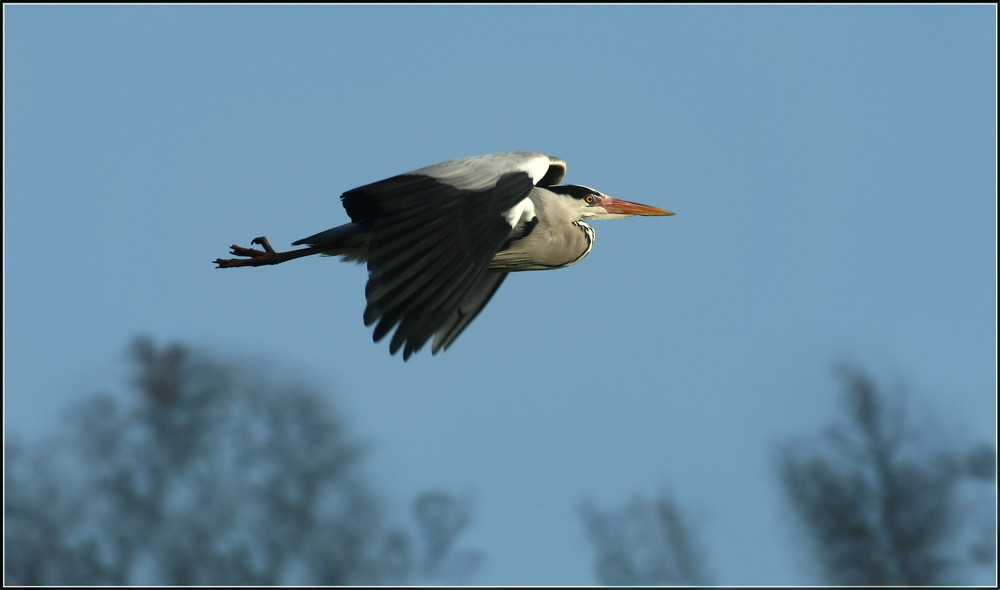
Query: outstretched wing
341 152 565 359
431 271 509 355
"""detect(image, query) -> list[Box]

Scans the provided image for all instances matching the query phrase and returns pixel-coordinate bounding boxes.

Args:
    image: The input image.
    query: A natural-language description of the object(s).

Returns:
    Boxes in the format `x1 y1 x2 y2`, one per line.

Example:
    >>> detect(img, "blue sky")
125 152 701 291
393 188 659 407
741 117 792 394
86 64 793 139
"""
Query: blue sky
4 5 996 585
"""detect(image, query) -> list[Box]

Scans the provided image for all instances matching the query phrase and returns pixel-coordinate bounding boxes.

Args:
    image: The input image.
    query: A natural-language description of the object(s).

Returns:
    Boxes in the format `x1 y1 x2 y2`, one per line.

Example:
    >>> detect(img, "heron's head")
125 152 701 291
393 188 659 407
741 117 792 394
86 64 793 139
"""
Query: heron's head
548 184 674 221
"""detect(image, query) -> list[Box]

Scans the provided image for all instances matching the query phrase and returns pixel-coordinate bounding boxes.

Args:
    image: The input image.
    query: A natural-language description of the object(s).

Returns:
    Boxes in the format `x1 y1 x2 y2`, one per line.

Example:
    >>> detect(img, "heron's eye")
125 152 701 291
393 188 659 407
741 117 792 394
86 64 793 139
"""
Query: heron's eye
584 194 597 205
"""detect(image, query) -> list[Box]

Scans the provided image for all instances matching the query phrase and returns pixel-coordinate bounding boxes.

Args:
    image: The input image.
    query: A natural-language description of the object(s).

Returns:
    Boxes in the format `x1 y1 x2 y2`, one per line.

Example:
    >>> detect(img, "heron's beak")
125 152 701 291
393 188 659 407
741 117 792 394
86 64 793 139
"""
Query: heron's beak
599 197 675 217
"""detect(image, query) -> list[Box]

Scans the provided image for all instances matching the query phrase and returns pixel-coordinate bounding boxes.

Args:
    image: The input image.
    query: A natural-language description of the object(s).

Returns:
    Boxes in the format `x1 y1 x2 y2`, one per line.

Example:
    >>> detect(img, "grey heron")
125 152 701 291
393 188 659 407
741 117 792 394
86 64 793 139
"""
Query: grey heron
214 152 674 359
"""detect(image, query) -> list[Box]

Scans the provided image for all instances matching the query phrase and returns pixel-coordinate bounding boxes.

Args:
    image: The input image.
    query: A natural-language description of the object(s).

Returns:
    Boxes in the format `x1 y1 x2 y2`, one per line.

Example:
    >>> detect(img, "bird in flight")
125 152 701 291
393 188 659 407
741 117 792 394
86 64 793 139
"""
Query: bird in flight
215 152 674 359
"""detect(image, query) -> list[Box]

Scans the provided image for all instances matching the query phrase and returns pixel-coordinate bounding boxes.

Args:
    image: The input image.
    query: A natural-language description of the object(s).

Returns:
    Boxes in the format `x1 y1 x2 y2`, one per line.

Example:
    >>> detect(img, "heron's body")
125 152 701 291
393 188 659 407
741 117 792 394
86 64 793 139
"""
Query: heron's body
215 152 673 359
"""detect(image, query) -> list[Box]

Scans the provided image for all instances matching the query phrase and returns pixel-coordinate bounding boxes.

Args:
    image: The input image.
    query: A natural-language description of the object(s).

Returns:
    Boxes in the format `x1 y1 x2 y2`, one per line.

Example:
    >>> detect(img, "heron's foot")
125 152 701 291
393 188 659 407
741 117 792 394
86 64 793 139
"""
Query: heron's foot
214 236 317 268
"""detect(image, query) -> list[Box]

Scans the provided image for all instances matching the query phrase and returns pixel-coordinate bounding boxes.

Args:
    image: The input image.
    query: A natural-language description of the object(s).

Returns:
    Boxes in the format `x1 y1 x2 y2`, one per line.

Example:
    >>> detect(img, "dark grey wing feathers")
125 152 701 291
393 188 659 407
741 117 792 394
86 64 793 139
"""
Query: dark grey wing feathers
360 171 534 359
432 271 509 354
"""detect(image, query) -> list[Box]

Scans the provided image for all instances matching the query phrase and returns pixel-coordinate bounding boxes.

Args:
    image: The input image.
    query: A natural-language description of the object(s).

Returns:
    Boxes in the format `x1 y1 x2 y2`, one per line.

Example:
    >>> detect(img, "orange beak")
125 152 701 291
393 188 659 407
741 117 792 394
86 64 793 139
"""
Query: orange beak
599 197 675 217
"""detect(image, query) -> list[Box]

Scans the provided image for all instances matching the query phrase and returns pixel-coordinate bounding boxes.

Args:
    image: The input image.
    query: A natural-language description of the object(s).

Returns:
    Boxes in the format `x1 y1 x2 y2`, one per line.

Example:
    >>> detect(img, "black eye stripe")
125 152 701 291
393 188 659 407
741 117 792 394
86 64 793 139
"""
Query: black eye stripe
550 184 605 201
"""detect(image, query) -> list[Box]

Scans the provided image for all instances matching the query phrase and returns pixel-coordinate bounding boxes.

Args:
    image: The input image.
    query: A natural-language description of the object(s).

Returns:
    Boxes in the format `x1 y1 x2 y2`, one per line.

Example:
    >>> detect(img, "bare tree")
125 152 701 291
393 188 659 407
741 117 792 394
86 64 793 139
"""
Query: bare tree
4 337 479 585
380 491 483 585
778 364 994 586
580 490 711 586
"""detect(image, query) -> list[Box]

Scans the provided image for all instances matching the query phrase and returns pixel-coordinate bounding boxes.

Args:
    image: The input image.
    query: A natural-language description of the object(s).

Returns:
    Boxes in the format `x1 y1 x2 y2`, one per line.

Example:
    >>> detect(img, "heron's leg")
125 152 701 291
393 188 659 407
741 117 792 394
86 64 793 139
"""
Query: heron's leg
214 236 321 268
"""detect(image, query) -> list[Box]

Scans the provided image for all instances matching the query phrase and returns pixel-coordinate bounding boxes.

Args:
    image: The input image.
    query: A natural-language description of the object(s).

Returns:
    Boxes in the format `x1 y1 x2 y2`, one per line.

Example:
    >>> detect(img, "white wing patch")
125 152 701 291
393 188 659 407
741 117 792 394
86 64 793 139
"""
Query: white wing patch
503 197 536 228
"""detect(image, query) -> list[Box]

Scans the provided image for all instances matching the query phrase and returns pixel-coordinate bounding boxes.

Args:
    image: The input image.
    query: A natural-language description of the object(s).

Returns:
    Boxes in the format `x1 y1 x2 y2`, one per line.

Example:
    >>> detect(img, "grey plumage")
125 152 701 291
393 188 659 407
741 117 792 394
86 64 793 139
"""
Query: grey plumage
216 152 673 359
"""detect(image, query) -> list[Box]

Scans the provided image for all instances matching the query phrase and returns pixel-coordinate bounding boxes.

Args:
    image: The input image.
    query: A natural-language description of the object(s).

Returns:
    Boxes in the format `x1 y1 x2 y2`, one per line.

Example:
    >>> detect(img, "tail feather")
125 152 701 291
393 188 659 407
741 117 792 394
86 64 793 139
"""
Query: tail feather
292 222 369 261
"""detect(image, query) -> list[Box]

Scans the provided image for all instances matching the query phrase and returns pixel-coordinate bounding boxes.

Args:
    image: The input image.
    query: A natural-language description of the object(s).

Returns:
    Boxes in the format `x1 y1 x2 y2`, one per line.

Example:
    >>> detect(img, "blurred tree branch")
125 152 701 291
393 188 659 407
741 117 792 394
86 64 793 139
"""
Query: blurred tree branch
777 363 995 586
580 490 711 586
5 336 480 585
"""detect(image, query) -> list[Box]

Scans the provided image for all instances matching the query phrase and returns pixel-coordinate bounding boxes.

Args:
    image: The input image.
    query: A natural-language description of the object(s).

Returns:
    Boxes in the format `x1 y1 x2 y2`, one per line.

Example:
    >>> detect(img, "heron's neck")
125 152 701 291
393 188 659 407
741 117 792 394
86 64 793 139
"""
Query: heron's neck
532 187 583 225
